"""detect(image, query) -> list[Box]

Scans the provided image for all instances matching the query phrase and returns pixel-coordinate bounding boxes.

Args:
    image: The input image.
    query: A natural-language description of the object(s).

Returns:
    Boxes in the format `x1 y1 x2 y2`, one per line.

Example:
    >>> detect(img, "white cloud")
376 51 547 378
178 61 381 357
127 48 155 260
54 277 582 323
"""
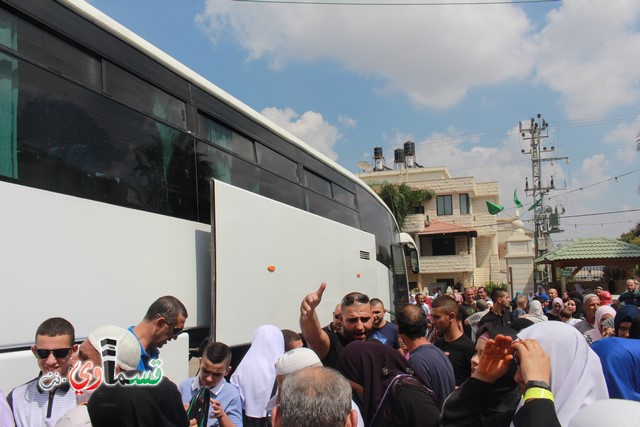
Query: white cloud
196 0 535 109
260 107 341 160
338 114 357 129
602 116 640 164
533 1 640 118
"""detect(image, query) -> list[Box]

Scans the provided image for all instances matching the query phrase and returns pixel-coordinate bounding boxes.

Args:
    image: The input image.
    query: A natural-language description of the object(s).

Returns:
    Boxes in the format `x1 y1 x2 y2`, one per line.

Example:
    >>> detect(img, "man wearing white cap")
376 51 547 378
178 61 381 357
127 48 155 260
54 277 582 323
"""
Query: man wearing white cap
267 348 364 427
55 326 141 427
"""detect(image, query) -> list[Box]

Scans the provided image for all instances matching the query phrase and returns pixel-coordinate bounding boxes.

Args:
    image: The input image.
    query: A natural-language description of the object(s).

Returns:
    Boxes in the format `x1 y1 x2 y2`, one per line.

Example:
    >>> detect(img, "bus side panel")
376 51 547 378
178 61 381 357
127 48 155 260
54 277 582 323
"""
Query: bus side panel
0 182 209 388
213 181 386 346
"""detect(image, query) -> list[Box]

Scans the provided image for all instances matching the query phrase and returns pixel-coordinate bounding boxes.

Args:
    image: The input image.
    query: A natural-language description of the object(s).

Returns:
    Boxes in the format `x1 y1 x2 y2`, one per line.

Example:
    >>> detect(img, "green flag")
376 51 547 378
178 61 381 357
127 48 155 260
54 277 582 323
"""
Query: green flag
486 201 504 215
514 189 523 208
528 198 542 212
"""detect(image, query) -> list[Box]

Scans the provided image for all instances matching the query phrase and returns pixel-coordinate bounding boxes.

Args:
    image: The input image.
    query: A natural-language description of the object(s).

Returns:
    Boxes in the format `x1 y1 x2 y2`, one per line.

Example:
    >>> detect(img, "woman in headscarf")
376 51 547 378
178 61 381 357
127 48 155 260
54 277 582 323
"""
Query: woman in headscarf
230 324 284 426
520 300 547 323
614 304 640 338
337 341 439 427
442 325 521 427
546 298 564 321
584 306 617 345
441 321 608 427
516 322 609 426
598 291 613 306
591 337 640 401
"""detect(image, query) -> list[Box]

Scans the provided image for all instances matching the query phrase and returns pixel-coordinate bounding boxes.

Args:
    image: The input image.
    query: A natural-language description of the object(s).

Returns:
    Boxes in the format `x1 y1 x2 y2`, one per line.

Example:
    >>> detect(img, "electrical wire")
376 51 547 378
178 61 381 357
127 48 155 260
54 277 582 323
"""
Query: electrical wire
547 168 640 200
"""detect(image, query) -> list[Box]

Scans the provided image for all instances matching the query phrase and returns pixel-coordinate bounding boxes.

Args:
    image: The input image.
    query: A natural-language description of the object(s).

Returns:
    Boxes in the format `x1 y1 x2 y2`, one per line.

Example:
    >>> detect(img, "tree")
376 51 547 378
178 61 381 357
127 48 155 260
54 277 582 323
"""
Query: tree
619 221 640 246
375 182 434 228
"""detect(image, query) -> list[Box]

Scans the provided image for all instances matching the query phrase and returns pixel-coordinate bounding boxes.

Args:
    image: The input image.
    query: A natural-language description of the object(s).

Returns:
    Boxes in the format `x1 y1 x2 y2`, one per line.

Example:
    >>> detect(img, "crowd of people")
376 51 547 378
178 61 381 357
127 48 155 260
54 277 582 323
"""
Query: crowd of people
2 279 640 427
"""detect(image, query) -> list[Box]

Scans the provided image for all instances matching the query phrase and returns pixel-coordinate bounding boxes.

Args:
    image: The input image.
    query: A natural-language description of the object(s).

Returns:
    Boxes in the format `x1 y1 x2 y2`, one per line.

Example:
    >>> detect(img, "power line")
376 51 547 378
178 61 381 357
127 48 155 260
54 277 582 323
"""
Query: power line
548 168 640 200
233 0 559 5
521 208 640 221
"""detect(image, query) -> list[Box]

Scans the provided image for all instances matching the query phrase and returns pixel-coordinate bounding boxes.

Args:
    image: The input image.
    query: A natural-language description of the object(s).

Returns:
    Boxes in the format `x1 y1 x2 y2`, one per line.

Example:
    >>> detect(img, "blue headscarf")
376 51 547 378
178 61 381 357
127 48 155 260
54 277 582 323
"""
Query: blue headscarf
591 337 640 401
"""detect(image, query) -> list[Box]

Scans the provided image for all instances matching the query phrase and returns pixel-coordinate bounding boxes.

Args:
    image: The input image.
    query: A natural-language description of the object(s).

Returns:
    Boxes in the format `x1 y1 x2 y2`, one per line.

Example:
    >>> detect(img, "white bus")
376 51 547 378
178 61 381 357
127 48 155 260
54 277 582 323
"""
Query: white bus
0 0 414 391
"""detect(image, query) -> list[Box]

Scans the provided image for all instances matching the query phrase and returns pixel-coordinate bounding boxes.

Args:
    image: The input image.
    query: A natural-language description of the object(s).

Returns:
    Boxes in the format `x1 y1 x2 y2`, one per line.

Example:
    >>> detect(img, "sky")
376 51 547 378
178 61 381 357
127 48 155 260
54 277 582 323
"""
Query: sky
88 0 640 246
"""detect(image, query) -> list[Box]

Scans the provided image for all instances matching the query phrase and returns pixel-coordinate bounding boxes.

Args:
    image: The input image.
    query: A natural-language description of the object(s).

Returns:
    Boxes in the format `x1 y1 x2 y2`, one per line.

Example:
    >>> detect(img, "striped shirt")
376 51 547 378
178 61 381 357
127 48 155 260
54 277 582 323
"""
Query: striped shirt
8 377 77 427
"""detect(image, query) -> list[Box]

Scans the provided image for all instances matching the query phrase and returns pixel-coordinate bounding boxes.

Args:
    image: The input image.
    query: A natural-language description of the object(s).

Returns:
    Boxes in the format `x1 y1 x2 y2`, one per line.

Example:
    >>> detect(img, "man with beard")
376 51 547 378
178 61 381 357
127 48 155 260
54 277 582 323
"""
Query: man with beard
300 283 373 369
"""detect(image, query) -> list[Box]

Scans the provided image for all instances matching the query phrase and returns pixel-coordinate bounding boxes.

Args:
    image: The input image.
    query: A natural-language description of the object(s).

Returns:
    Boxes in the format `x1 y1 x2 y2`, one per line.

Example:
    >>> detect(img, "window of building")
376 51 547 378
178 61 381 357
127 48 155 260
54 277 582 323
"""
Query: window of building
460 193 470 214
432 237 456 256
436 195 453 216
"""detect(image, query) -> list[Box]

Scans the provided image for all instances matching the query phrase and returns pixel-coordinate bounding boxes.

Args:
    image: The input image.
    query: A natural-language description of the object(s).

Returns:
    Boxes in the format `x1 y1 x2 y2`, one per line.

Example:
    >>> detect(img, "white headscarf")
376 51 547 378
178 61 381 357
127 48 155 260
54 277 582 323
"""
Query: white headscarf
585 305 617 343
569 399 640 427
515 321 609 427
521 300 547 323
230 325 284 417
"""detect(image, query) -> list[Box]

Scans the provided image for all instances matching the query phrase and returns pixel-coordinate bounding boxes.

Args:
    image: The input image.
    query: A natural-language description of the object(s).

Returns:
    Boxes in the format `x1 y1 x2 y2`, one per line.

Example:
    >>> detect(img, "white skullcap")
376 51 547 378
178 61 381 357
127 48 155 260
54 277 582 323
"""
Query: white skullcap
275 347 322 376
88 325 141 371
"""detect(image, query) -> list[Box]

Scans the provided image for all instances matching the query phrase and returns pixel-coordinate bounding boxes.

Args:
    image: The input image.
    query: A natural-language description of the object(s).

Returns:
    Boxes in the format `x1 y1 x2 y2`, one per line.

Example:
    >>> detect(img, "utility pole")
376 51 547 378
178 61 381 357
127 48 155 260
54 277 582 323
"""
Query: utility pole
520 114 568 286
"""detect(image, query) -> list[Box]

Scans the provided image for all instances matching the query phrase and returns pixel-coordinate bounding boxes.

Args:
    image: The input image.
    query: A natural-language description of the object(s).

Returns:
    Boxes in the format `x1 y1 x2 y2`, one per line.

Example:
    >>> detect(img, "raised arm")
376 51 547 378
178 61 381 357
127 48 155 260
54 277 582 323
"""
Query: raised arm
299 282 331 360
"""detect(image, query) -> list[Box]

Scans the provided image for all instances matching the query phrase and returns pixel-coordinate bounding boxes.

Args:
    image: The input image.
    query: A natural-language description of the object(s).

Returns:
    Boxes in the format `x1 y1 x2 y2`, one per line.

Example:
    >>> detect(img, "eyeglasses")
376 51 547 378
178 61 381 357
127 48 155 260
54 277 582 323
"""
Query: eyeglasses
341 293 369 306
157 313 183 336
35 348 73 359
334 314 340 319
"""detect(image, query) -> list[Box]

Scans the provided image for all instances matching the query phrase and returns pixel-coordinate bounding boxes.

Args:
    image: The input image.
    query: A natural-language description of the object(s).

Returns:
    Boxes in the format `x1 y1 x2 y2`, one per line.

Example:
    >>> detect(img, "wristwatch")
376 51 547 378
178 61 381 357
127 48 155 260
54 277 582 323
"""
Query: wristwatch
525 380 551 391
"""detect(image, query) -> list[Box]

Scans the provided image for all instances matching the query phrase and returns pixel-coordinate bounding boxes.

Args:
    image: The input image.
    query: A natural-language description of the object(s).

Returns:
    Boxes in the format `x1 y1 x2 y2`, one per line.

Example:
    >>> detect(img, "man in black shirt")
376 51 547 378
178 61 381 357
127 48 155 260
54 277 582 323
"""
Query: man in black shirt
478 288 512 328
300 283 373 369
431 296 475 386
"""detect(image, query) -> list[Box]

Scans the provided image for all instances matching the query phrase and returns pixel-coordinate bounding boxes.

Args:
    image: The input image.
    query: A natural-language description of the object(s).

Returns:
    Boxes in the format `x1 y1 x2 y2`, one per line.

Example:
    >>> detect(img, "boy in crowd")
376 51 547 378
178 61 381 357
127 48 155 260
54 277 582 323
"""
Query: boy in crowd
178 342 242 427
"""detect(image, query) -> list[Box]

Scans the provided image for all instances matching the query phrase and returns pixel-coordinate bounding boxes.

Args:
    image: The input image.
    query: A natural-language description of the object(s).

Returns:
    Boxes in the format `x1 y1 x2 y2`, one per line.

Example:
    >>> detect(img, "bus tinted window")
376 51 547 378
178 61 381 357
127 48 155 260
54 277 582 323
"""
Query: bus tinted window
256 168 305 210
306 190 359 228
256 143 298 183
332 183 357 209
105 61 186 130
357 186 397 266
0 9 100 89
196 141 260 221
198 114 255 161
304 169 331 198
2 56 197 219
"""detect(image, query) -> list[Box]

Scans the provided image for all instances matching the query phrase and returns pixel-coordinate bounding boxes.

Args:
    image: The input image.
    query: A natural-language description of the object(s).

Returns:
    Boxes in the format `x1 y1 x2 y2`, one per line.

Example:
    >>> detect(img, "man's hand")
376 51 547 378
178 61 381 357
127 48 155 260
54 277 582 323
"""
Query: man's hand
301 282 326 316
472 334 514 384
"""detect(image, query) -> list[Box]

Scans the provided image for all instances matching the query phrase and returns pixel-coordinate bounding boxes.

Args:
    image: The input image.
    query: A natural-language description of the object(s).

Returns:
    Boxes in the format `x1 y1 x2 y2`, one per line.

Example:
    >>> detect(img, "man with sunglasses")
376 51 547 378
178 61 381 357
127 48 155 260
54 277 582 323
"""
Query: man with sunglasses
300 283 374 369
8 317 78 427
128 295 188 371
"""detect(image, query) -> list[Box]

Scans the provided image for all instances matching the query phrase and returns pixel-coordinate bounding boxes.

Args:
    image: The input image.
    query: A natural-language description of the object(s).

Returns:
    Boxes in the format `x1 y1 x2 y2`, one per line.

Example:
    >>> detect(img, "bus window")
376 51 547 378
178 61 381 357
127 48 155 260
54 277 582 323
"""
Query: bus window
105 61 186 130
11 57 197 219
303 169 331 198
0 8 100 89
198 114 255 162
332 183 357 209
255 142 299 183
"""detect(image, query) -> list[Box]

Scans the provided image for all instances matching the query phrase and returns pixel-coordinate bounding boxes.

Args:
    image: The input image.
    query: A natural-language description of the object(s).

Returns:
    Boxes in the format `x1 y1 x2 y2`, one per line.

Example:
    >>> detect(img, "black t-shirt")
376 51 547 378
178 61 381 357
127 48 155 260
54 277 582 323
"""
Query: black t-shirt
478 309 511 328
458 303 477 338
321 331 351 370
434 334 475 386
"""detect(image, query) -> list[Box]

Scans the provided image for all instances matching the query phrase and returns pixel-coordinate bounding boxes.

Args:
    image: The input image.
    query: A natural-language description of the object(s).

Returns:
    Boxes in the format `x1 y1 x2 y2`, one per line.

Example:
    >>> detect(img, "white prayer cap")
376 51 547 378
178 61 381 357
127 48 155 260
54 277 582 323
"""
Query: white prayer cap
275 347 322 376
88 325 141 371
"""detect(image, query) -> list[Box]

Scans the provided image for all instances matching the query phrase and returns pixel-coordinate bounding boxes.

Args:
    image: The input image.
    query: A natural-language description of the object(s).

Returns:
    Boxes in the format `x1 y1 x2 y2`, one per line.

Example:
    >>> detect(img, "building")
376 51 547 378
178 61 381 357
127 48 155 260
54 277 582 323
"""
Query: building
358 165 500 294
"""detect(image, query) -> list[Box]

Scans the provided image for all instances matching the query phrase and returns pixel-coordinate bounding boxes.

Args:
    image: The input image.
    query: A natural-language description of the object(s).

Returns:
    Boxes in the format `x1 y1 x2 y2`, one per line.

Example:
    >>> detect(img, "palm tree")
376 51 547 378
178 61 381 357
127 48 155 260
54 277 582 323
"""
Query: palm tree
376 182 434 228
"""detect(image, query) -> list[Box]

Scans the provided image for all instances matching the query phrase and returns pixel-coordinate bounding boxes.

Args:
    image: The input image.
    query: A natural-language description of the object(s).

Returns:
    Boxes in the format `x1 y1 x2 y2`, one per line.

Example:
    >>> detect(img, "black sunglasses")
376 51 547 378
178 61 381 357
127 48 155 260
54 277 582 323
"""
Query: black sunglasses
157 313 183 336
342 293 369 306
35 348 72 359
